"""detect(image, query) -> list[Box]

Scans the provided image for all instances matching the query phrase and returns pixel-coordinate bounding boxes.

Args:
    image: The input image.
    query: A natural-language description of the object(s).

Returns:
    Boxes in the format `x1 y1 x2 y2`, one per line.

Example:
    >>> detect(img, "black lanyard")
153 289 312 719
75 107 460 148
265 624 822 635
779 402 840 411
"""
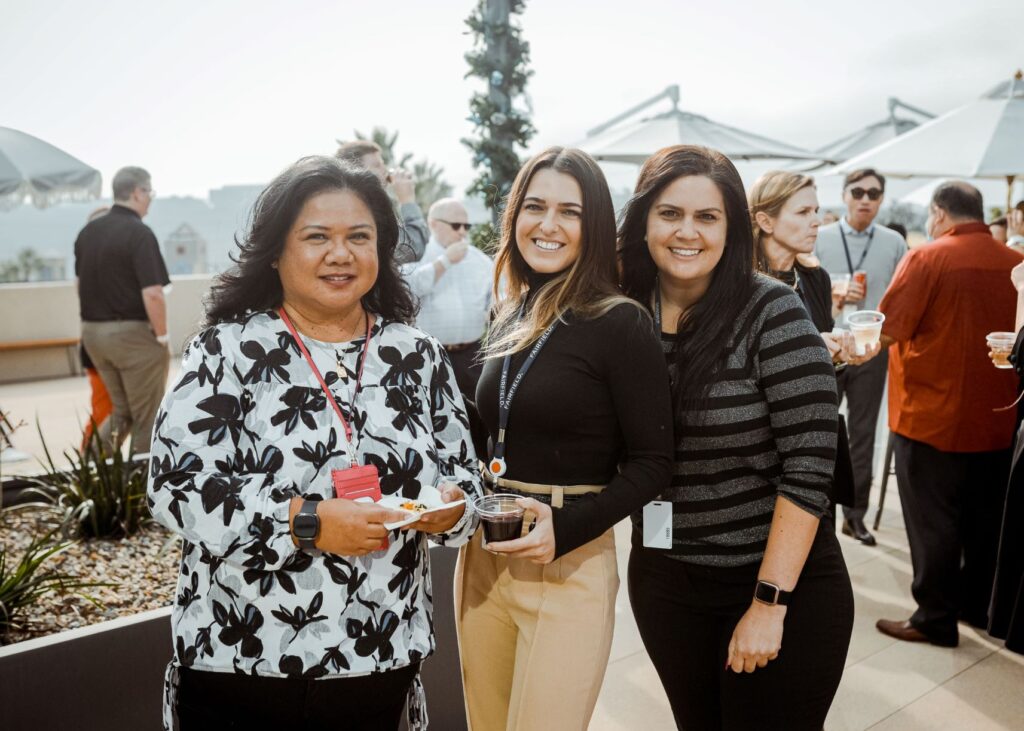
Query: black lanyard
487 305 559 477
838 224 875 275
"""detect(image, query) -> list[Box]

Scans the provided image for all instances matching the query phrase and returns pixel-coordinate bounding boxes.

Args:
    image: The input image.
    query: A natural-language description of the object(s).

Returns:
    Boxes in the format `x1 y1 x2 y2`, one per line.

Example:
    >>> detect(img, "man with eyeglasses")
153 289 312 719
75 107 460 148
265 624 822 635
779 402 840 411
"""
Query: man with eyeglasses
75 166 170 455
403 198 493 397
815 168 908 546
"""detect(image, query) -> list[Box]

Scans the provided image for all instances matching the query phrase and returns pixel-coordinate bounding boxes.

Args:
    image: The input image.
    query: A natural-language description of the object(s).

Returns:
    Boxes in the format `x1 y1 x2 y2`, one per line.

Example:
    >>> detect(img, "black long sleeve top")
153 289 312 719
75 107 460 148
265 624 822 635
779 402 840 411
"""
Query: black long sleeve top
475 287 674 559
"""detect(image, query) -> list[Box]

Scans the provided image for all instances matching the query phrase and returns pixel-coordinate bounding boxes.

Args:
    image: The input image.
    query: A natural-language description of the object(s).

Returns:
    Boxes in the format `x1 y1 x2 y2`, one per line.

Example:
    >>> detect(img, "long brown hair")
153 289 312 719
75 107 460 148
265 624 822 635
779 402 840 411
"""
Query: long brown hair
485 146 637 357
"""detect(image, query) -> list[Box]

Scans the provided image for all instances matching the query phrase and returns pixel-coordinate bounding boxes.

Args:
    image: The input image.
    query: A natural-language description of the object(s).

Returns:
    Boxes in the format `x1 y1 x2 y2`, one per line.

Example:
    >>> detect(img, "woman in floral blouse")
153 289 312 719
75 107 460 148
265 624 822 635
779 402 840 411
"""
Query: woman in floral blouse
148 156 481 730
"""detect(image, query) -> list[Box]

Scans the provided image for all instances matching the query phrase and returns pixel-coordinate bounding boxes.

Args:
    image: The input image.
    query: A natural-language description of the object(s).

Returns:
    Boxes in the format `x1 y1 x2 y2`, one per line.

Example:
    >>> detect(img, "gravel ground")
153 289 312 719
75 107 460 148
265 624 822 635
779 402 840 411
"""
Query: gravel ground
0 506 180 645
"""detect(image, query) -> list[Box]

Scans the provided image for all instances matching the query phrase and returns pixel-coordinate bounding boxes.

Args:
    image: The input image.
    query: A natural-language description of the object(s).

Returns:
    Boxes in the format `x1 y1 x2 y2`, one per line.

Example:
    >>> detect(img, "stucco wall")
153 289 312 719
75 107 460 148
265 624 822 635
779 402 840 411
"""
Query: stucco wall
0 275 212 384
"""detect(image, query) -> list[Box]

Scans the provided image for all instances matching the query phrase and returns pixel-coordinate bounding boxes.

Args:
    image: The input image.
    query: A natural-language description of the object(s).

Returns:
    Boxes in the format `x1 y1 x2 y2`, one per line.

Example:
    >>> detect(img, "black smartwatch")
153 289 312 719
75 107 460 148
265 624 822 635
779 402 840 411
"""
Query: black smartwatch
292 499 320 550
753 580 792 607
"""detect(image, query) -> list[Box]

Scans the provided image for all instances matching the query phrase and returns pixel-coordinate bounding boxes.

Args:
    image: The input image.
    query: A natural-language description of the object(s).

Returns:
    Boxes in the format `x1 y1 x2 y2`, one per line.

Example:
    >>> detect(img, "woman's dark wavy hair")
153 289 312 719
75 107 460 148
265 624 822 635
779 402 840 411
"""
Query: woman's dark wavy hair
204 155 416 327
619 145 756 423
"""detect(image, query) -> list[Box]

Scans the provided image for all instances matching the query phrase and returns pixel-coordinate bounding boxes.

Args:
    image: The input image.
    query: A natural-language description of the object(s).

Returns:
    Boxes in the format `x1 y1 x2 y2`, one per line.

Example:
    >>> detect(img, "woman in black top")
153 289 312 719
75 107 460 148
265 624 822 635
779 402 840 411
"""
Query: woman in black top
989 259 1024 654
749 171 882 513
456 147 674 730
620 146 854 730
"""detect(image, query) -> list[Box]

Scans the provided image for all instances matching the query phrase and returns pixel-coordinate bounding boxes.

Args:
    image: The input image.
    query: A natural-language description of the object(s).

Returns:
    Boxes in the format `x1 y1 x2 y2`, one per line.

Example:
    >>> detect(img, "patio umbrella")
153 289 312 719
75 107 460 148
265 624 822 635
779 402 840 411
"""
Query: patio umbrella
577 85 820 164
833 71 1024 209
810 97 934 165
0 127 101 211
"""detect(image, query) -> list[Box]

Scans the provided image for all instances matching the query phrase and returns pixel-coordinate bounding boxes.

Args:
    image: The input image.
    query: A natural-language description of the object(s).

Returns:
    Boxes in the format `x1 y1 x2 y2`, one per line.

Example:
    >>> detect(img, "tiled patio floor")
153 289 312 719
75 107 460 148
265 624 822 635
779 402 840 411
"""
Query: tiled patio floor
3 373 1023 730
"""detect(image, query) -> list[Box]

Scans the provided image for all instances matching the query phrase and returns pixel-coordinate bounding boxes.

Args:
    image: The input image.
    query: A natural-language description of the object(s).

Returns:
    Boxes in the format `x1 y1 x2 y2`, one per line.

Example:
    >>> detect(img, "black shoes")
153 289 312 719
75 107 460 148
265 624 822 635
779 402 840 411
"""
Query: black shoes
842 517 877 546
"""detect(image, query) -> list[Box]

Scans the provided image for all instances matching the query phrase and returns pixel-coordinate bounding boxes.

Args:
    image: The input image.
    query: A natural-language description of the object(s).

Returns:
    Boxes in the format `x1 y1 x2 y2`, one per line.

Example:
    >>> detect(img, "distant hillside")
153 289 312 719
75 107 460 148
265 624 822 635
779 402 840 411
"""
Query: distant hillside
0 185 264 276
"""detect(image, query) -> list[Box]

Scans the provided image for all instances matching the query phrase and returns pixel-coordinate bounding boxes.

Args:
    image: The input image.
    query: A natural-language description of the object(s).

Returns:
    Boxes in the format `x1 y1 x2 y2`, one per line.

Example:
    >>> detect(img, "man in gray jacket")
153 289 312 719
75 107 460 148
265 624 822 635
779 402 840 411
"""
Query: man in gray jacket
815 168 908 545
336 140 428 264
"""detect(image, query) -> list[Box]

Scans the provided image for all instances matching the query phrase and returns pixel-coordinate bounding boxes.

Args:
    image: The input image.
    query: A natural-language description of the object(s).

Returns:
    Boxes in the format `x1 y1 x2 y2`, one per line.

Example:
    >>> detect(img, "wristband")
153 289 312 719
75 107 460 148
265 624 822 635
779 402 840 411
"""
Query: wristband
155 334 170 345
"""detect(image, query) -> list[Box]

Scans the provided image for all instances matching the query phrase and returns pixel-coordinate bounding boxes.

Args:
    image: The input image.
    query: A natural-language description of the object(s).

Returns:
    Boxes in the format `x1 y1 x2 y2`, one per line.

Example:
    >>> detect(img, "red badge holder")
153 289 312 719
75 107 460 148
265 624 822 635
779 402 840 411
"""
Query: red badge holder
279 307 389 549
332 464 382 502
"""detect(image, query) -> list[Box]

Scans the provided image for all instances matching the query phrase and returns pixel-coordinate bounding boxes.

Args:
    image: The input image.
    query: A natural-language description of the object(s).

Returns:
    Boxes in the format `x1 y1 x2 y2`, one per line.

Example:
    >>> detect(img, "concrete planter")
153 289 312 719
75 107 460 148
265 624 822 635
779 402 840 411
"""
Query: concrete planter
0 547 467 731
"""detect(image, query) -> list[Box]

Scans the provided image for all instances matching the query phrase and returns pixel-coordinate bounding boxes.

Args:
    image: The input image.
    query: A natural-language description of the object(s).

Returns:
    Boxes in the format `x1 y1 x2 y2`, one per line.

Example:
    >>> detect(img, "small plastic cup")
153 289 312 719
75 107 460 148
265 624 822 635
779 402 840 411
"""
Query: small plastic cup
831 273 851 299
847 310 885 355
986 332 1016 369
474 494 525 546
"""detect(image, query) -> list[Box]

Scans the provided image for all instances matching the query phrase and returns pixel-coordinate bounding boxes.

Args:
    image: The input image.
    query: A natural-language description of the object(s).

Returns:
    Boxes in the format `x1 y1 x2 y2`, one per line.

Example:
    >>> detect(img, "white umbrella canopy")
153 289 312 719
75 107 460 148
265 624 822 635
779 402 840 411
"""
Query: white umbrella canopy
577 85 820 165
811 98 934 165
0 127 102 211
832 72 1024 207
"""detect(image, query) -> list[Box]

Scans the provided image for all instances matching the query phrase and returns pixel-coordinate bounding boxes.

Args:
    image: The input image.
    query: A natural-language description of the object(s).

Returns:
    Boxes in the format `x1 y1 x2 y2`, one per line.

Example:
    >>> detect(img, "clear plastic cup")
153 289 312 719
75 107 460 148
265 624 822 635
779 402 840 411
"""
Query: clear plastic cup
474 493 525 545
986 331 1016 369
831 273 851 299
847 310 885 355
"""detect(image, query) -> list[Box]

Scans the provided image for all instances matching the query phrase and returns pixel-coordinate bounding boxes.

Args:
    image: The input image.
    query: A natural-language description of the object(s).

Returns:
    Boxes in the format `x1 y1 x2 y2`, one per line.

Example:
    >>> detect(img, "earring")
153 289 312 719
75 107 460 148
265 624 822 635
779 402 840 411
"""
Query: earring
271 262 278 269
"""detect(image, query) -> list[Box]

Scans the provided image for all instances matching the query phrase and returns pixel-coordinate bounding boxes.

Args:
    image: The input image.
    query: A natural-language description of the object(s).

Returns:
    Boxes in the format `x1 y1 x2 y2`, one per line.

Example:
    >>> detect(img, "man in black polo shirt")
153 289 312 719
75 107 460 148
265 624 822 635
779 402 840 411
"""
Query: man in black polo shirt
76 166 170 454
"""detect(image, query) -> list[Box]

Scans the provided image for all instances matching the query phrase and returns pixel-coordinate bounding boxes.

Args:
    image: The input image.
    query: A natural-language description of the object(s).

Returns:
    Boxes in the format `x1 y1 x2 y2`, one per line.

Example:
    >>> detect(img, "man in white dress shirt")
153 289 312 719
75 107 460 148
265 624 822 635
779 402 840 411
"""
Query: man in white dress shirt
404 198 494 397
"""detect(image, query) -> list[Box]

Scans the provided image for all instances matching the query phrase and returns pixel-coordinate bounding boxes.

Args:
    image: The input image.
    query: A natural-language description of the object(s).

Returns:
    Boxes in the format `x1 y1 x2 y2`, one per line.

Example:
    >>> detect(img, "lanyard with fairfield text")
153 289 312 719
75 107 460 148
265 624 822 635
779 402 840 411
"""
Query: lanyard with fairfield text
838 225 875 275
278 307 372 467
487 304 559 478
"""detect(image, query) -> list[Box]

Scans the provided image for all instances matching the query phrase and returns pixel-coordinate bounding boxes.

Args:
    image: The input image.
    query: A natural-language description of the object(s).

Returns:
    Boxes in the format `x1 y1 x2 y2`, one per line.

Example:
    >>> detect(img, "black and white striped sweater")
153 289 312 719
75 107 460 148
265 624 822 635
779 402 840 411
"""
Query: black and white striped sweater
633 274 838 567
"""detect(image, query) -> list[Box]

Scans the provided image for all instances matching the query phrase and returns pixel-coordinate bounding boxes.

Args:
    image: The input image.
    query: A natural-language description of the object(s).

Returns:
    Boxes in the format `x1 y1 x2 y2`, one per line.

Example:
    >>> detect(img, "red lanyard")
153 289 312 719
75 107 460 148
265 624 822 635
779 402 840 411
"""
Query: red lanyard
277 307 372 463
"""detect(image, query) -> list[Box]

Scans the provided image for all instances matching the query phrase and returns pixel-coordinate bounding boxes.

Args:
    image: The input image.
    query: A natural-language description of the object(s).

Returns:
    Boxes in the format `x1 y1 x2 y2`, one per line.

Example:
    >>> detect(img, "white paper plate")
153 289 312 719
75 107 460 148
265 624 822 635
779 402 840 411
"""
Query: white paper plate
379 484 467 530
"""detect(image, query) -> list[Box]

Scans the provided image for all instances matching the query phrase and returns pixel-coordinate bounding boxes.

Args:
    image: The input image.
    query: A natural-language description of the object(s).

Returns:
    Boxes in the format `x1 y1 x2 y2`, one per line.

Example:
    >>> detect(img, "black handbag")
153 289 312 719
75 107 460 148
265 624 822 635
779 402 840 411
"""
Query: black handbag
830 414 856 508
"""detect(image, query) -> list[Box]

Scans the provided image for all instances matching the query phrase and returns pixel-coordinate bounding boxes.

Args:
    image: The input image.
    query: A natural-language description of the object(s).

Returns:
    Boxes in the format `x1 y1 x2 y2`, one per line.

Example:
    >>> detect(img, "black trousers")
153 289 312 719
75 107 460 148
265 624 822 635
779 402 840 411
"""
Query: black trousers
837 350 888 521
628 523 854 731
893 434 1012 644
444 342 482 401
175 663 418 731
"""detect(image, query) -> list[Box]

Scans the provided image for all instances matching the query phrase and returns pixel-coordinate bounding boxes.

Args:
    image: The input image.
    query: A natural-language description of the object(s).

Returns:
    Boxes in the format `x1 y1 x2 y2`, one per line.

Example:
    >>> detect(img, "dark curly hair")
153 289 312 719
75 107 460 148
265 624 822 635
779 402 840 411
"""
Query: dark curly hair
205 155 416 326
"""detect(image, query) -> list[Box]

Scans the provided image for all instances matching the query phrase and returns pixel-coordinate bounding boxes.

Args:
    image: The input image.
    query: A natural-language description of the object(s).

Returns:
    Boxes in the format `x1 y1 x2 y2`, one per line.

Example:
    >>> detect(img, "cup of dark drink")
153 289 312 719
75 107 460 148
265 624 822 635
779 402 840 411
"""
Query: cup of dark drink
475 494 525 546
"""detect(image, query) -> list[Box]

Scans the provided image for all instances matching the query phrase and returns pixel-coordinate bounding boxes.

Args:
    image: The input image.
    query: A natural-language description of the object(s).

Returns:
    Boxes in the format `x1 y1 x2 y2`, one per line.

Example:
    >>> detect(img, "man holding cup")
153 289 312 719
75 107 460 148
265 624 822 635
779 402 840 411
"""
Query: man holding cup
336 139 429 264
815 168 908 545
875 182 1020 647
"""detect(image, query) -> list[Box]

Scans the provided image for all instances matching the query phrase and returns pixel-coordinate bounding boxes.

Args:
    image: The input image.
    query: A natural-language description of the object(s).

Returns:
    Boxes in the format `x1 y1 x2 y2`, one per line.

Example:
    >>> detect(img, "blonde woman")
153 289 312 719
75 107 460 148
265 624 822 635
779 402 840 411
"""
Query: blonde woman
456 147 673 730
749 170 882 364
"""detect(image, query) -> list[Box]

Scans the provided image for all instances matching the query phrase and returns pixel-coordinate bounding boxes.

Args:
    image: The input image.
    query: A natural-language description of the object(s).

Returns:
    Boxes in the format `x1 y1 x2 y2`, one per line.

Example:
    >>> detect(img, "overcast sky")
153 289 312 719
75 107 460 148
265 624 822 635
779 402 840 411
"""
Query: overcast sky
4 0 1022 199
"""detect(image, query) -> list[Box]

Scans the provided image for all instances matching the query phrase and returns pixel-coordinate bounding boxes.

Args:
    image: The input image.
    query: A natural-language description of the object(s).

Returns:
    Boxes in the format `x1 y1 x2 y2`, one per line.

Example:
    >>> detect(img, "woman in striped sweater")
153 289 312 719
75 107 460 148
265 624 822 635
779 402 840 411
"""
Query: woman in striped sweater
620 145 854 730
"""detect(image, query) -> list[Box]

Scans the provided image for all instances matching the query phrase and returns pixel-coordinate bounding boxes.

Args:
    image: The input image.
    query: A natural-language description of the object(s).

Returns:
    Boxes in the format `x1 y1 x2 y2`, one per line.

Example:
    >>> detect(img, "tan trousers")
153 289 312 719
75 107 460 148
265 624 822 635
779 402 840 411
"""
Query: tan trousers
455 526 619 731
81 320 169 455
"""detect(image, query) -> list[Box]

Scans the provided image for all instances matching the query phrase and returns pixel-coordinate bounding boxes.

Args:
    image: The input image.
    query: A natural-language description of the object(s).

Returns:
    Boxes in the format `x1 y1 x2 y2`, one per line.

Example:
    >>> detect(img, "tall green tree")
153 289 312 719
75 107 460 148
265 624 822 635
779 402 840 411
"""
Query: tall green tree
462 0 535 235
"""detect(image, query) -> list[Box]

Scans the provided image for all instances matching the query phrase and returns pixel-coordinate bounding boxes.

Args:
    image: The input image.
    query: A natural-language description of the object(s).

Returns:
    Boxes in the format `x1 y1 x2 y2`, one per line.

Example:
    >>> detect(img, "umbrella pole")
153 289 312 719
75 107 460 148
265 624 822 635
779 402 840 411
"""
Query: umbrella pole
1009 175 1016 213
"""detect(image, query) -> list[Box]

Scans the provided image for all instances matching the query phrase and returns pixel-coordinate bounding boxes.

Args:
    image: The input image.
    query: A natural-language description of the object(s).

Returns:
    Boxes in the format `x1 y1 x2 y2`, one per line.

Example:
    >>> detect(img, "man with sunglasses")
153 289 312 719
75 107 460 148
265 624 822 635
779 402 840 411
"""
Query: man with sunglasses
403 198 493 397
815 168 908 546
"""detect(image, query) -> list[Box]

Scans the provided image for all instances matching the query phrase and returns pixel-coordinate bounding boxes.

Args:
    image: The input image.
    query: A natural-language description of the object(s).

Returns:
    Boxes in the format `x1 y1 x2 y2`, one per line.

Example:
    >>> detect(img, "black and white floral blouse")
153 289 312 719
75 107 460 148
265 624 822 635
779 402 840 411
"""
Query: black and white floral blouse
148 310 481 727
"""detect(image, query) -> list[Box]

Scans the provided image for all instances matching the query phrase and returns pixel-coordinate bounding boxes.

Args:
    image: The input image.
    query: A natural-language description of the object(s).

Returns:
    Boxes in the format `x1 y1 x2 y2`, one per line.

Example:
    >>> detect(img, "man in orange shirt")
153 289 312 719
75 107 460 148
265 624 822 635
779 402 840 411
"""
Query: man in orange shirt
876 182 1019 647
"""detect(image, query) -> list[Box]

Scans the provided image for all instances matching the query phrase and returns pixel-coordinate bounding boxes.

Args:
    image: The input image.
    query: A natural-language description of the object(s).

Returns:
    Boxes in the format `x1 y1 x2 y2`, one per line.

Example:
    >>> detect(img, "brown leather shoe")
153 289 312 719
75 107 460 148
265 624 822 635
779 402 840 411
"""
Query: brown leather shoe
875 618 960 647
876 619 930 642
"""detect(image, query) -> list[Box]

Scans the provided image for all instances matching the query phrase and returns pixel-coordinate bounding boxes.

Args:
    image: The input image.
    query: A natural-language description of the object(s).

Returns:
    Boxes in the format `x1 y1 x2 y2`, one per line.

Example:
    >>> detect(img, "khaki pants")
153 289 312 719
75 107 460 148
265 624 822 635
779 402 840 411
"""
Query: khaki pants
455 526 619 731
81 320 169 455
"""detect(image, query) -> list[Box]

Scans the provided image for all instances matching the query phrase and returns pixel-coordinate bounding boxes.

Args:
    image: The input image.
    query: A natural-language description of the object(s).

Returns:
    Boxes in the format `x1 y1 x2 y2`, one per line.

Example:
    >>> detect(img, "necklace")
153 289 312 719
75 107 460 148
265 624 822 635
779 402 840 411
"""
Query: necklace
770 267 800 291
333 311 369 381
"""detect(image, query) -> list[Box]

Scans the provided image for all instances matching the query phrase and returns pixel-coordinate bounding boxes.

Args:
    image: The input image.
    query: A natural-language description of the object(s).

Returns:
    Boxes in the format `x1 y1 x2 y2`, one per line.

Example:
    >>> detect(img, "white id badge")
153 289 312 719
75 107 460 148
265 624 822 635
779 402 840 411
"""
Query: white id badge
642 501 672 549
